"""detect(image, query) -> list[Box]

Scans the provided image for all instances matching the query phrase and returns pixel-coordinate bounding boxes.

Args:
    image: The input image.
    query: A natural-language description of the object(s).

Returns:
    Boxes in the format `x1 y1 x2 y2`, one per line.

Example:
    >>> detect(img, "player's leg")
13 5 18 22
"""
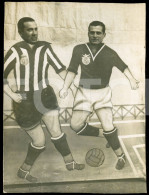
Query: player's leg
39 85 84 170
71 87 101 136
13 94 46 182
71 110 100 136
95 108 126 170
42 110 85 171
17 124 46 182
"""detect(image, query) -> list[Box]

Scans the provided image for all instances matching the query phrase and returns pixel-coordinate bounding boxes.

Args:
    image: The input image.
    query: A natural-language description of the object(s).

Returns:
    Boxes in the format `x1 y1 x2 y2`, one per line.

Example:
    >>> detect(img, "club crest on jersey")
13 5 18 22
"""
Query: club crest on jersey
82 54 91 65
20 55 29 66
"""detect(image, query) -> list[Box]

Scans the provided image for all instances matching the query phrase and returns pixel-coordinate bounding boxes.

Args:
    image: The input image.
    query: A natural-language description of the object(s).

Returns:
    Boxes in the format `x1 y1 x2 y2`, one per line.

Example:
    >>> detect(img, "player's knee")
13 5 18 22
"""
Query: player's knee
70 118 84 132
101 121 114 131
32 134 46 147
70 120 79 131
42 110 59 126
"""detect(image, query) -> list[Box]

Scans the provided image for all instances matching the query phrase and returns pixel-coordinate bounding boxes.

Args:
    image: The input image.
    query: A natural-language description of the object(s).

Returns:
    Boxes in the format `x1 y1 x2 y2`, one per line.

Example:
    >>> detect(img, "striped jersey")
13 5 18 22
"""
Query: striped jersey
4 41 65 91
68 43 128 89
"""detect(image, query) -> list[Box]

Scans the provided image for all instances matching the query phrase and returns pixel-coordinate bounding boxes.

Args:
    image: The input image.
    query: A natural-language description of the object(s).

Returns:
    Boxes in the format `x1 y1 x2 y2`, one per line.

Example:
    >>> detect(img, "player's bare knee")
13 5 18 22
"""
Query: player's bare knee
70 121 80 131
32 134 46 147
100 118 114 131
70 119 84 132
32 140 45 148
102 123 114 131
49 128 62 138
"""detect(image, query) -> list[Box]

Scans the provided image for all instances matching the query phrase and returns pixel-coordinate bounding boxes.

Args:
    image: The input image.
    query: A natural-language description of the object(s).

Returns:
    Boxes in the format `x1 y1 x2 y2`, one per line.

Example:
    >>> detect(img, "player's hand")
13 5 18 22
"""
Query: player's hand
130 79 139 90
11 92 23 103
59 88 68 99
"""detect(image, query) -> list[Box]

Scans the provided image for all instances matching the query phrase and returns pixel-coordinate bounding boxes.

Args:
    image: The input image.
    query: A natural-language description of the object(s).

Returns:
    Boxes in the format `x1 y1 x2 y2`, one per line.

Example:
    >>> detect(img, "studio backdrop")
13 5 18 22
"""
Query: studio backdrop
4 2 145 110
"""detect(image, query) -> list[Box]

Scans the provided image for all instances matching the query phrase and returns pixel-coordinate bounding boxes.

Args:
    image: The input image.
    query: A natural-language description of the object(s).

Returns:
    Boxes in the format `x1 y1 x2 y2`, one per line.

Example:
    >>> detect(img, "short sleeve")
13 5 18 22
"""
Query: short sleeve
67 46 80 74
46 44 66 74
112 52 128 72
3 48 16 84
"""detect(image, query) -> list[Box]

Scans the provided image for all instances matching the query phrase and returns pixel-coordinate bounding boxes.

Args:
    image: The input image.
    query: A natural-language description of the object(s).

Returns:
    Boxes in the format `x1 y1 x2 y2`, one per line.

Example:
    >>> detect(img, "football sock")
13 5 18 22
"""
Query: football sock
106 142 110 148
103 127 120 150
51 133 85 171
24 142 45 166
51 133 71 156
76 123 99 136
17 143 45 182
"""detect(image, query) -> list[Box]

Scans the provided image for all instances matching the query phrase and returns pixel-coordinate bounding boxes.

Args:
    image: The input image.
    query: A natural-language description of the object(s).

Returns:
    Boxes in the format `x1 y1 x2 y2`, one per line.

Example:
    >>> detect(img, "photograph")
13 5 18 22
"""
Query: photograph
3 2 146 193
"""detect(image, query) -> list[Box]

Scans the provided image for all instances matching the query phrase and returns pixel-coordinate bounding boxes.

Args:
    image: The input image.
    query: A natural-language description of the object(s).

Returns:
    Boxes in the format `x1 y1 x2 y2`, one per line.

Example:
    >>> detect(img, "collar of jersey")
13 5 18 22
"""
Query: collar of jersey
85 43 105 61
23 41 47 50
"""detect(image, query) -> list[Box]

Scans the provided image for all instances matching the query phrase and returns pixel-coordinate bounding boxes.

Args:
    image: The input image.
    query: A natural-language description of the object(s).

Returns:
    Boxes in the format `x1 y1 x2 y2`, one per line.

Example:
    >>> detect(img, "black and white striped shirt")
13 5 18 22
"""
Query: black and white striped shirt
4 41 65 91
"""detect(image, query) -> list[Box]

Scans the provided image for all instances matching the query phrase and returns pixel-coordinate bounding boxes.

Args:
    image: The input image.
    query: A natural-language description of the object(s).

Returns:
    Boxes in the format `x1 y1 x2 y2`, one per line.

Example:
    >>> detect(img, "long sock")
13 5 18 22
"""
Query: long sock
24 142 45 166
51 133 71 156
51 133 85 170
17 143 45 182
75 123 99 136
103 127 120 150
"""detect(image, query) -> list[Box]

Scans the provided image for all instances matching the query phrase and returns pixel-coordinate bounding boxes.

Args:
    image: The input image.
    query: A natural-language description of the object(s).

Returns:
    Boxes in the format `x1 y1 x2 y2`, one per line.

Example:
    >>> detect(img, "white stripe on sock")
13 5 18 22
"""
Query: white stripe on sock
77 123 87 135
19 168 29 173
31 142 45 150
103 127 117 135
51 132 64 140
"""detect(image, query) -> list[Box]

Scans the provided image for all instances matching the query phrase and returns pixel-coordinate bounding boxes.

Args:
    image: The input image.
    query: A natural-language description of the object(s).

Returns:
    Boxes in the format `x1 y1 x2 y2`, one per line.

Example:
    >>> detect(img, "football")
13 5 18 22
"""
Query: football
85 148 105 167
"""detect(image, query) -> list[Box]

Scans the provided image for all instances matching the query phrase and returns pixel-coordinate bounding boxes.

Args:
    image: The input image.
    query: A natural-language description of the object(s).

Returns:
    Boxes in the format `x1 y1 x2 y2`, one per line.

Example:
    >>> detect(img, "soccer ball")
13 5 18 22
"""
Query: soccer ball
85 148 105 167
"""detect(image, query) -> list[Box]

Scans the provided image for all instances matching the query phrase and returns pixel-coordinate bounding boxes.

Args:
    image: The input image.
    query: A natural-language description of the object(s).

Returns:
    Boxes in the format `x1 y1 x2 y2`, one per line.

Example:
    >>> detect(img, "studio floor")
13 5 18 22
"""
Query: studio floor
3 116 146 193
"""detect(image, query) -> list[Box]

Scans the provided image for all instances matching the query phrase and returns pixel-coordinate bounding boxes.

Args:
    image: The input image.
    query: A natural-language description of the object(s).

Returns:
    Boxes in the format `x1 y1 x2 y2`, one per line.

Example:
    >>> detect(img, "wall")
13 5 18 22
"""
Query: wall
4 2 145 109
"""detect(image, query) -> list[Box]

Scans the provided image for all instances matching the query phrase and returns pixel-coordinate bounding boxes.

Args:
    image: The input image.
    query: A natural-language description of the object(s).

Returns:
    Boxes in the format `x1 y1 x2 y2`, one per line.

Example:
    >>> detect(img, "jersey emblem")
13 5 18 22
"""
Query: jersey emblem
82 54 91 65
20 55 29 66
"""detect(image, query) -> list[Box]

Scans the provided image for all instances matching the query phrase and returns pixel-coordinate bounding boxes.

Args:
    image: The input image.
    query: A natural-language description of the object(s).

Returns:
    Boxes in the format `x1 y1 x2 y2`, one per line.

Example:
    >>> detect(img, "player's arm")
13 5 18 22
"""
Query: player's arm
113 52 139 90
46 44 67 78
46 44 77 97
3 47 22 103
59 71 76 98
59 46 79 98
58 70 77 98
58 69 67 80
4 84 22 103
123 67 139 90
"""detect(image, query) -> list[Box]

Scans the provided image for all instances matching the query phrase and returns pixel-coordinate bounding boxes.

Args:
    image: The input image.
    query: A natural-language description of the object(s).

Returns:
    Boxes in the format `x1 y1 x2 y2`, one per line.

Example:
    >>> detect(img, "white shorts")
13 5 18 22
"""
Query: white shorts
73 86 113 112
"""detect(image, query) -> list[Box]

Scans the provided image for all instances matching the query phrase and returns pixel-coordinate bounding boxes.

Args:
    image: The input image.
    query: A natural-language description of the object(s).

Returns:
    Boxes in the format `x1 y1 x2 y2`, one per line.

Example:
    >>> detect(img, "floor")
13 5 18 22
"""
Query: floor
3 117 146 193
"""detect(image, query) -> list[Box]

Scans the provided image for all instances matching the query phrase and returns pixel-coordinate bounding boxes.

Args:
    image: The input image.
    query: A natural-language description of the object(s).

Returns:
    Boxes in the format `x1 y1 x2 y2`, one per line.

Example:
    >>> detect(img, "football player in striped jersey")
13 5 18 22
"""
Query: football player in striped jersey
4 17 85 182
60 21 139 170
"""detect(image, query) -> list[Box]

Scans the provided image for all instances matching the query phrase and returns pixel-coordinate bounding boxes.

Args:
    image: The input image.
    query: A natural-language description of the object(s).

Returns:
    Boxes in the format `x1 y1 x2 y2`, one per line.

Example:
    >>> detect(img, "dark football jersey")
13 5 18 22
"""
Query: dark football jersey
68 43 128 89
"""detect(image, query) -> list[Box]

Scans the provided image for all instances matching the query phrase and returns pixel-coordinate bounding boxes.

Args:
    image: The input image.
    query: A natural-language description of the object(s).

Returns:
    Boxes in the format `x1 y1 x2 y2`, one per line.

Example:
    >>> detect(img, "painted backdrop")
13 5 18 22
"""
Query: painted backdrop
4 2 145 110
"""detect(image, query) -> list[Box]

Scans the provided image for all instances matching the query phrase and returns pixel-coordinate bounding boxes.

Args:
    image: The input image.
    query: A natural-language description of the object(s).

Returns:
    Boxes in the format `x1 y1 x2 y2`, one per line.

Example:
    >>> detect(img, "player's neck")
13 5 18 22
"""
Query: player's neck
88 42 103 49
27 43 35 49
87 42 104 55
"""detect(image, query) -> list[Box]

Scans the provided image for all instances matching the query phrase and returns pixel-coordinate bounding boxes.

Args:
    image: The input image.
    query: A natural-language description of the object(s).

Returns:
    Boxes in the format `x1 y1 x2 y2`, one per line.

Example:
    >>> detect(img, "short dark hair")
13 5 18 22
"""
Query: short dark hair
17 17 35 33
88 21 106 34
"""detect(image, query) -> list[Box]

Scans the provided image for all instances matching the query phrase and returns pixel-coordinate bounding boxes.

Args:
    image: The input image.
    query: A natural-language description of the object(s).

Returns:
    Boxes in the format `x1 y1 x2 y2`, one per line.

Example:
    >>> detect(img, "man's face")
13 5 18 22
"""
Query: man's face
20 21 38 44
88 25 105 45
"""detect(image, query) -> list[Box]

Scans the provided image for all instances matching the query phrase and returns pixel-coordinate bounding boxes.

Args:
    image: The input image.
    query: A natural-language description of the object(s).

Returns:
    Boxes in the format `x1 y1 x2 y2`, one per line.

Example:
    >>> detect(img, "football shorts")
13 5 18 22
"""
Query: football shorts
73 86 112 112
13 85 59 130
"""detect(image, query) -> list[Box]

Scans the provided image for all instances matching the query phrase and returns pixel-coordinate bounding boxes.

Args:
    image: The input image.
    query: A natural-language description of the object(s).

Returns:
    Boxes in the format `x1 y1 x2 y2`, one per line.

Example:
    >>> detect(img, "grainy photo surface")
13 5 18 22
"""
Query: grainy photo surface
3 2 146 193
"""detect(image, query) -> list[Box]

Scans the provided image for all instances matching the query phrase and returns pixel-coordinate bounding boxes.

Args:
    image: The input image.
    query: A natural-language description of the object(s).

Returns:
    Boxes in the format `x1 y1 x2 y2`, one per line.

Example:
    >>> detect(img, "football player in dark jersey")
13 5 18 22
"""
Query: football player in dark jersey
4 17 85 182
60 21 139 170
